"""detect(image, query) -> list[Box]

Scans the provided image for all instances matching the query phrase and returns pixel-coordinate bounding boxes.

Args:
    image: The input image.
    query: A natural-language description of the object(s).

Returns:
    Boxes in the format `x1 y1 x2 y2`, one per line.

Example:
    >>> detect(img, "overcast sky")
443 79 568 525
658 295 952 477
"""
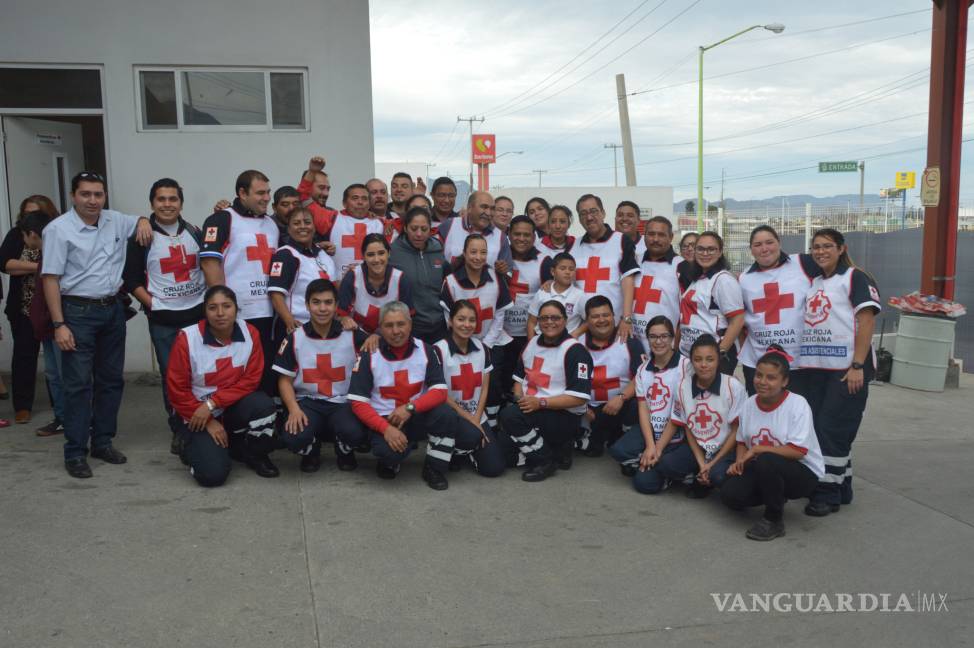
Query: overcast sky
369 0 970 205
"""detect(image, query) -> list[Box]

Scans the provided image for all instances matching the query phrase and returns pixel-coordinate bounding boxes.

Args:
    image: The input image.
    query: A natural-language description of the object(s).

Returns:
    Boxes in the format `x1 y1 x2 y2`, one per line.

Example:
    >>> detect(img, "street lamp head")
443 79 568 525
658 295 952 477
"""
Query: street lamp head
764 23 785 34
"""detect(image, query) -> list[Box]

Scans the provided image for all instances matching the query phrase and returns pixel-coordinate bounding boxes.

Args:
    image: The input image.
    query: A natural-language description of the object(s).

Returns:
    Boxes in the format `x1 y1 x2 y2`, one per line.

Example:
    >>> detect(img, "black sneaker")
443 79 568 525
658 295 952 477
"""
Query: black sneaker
685 482 711 499
620 464 637 477
422 463 449 490
91 446 127 464
522 461 557 482
170 432 185 456
36 419 64 437
246 454 280 478
746 518 786 541
335 450 358 471
376 462 399 480
64 457 93 479
804 501 839 517
300 453 322 473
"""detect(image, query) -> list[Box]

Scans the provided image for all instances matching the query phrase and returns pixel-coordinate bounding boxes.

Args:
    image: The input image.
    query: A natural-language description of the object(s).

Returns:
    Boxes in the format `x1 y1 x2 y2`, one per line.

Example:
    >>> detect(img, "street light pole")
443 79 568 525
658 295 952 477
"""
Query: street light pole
697 23 784 232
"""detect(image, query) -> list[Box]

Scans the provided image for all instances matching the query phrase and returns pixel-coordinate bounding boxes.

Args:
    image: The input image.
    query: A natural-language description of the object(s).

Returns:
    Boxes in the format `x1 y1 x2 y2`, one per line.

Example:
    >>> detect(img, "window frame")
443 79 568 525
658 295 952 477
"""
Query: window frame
133 66 310 133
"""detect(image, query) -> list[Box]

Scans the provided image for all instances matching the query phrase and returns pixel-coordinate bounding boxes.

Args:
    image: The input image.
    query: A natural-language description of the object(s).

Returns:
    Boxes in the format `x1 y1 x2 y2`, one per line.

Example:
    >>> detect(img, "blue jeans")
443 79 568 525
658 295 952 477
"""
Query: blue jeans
609 428 695 494
43 338 64 421
148 320 183 435
61 298 126 460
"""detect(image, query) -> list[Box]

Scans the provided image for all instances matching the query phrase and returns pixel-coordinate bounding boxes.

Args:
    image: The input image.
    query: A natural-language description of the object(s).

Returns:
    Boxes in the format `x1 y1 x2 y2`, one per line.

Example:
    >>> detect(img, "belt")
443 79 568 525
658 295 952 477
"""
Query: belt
63 295 118 306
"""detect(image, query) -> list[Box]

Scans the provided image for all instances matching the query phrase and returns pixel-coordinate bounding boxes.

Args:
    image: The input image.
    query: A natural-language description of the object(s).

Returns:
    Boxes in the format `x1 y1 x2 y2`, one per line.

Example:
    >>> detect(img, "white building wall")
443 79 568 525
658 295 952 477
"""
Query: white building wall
0 0 374 372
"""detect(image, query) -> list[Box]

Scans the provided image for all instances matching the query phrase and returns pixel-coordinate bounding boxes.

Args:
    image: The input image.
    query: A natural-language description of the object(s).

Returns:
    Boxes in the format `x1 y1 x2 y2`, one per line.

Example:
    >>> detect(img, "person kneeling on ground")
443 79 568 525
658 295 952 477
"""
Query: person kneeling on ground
166 286 279 487
721 345 825 541
499 300 593 482
347 301 474 490
273 279 371 474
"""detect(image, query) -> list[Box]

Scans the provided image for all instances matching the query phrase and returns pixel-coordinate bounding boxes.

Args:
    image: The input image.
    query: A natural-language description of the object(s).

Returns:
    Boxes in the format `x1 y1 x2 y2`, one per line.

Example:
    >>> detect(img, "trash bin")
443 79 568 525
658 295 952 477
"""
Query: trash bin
890 313 956 392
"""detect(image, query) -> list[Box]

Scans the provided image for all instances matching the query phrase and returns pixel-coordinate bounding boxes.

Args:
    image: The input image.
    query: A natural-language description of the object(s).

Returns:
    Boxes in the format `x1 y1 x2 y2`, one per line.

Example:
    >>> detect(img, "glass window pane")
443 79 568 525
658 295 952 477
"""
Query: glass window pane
0 68 102 109
181 71 266 126
139 71 177 129
270 73 305 129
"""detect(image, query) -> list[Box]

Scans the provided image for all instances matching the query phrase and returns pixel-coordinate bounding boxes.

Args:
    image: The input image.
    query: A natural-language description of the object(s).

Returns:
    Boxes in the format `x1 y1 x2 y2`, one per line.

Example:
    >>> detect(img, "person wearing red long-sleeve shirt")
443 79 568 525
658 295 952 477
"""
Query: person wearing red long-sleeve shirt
167 286 278 487
297 156 338 235
347 301 478 490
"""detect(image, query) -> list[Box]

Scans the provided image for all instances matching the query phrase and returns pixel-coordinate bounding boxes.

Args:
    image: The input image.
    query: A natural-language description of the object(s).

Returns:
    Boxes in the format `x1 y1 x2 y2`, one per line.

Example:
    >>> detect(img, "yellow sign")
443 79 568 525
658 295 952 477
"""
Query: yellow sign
895 171 916 189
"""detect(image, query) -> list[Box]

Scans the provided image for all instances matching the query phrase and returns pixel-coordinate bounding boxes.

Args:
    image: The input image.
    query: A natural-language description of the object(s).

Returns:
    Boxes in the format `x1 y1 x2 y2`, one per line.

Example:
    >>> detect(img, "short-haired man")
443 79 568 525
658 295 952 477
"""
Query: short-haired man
271 186 302 237
123 178 206 456
42 171 153 478
572 193 639 341
274 279 370 473
199 170 280 392
366 178 394 220
347 301 477 490
296 156 338 235
319 184 385 281
579 295 643 457
631 215 682 353
437 190 513 274
429 177 460 232
389 172 414 217
493 196 515 232
615 201 644 257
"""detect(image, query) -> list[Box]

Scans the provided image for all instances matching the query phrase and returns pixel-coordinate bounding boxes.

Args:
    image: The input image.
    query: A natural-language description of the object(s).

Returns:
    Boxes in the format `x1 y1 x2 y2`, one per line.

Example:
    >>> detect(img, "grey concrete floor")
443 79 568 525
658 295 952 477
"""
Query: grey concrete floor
1 375 972 648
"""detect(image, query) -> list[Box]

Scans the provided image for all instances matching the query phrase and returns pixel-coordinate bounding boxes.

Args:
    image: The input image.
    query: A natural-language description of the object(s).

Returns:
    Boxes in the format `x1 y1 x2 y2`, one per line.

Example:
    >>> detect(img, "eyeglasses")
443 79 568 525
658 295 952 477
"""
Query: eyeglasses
648 334 673 342
695 246 719 254
539 315 565 323
680 243 696 250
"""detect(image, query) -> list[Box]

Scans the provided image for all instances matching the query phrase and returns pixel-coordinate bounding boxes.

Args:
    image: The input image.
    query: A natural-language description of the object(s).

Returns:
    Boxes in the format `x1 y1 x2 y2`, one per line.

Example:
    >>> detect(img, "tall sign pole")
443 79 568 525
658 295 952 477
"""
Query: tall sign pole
615 74 637 187
471 134 496 191
458 115 485 191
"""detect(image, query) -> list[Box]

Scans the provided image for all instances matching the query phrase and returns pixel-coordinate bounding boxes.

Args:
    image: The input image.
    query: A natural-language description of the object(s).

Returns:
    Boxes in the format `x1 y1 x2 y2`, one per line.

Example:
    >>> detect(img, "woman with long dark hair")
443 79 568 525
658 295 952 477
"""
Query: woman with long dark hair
338 233 412 338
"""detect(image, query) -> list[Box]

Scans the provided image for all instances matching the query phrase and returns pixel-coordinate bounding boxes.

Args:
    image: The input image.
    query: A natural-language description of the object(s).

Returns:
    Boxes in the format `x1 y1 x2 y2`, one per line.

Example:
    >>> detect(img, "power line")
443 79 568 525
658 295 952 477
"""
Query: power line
725 8 931 45
431 120 461 163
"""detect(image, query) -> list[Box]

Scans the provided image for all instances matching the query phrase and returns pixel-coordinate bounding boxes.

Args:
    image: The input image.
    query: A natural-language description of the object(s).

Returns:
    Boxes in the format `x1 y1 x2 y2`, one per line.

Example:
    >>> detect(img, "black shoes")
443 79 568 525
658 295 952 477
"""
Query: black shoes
246 454 279 478
336 450 358 471
746 518 786 541
557 448 573 471
686 482 711 499
422 463 449 490
36 418 64 437
170 433 184 456
582 444 604 458
64 457 93 479
376 462 399 480
804 501 839 517
620 464 637 477
300 453 322 473
522 461 558 482
91 446 127 464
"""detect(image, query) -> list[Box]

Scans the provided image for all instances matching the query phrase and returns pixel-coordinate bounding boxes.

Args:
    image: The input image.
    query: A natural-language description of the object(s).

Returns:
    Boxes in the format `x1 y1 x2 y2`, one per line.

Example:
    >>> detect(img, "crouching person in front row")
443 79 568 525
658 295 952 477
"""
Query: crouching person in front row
347 301 475 490
274 279 370 474
166 286 278 487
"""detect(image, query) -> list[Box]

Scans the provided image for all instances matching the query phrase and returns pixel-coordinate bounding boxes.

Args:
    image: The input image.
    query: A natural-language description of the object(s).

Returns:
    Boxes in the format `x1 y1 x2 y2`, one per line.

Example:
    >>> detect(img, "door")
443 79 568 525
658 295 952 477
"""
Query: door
2 116 85 223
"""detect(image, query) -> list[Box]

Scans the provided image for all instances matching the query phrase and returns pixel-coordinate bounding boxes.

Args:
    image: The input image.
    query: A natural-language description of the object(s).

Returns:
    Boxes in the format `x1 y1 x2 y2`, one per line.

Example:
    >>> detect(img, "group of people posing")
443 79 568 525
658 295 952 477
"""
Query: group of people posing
6 156 880 541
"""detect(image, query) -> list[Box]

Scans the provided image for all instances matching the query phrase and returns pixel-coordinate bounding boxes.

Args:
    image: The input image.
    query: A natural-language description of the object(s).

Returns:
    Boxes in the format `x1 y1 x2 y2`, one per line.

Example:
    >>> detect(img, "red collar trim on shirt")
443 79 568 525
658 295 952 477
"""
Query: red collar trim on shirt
756 390 790 412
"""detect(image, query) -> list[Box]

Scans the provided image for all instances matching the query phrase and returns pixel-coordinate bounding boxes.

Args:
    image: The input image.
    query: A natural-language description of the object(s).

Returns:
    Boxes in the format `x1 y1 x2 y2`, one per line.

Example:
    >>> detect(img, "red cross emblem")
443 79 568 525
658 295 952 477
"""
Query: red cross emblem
804 289 832 327
680 289 698 325
379 369 423 406
524 356 551 396
507 271 530 299
245 233 275 274
690 403 723 442
354 305 382 333
468 297 494 335
341 222 370 260
203 356 244 388
159 245 197 283
302 353 346 397
633 275 663 314
591 365 621 401
575 256 611 292
451 362 482 401
750 427 781 447
647 376 670 413
752 282 795 325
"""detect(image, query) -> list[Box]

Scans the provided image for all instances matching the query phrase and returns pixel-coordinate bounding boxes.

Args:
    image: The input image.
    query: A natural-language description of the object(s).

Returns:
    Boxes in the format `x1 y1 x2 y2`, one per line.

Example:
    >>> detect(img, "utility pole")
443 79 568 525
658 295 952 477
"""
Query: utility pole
615 74 637 186
604 144 623 187
719 167 725 209
532 169 548 188
859 161 865 213
457 115 485 191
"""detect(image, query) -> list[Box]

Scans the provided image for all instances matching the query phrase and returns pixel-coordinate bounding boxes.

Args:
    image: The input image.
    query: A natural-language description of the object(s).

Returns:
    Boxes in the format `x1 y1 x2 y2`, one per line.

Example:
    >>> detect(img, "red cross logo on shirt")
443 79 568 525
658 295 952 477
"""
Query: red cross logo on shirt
591 365 621 401
575 256 611 293
750 427 781 447
524 356 552 396
379 369 423 406
451 362 482 401
752 282 795 325
468 297 494 335
203 356 243 388
354 305 382 332
633 275 663 314
507 271 530 299
341 222 369 260
804 289 832 327
680 289 698 325
690 403 723 442
647 376 670 413
159 245 197 283
302 353 346 397
245 234 275 274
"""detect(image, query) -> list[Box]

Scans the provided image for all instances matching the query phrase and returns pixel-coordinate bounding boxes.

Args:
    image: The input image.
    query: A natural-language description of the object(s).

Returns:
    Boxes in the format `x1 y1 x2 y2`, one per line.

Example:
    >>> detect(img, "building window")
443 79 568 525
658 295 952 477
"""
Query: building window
0 67 102 109
135 68 308 131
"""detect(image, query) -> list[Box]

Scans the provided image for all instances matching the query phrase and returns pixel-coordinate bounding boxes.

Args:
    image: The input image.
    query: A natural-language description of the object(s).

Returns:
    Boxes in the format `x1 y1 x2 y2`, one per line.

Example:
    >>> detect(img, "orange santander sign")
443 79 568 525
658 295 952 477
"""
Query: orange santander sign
471 134 496 164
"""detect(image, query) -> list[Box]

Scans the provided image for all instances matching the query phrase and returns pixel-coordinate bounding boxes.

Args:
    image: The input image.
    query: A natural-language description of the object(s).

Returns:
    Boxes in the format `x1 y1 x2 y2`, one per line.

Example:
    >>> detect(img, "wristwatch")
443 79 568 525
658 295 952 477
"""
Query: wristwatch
205 398 216 412
405 402 416 413
52 321 65 329
851 361 864 370
623 315 634 325
539 397 548 409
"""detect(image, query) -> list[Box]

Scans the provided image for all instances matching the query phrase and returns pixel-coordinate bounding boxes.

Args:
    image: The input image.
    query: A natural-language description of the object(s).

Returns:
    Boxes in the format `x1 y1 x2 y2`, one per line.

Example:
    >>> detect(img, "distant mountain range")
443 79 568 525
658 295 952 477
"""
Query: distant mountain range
674 194 888 212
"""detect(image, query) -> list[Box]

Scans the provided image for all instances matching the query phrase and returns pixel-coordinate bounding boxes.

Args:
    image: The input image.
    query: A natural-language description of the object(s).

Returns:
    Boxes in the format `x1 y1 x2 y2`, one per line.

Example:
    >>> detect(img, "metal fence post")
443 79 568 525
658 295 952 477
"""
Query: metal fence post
804 203 812 252
717 206 724 238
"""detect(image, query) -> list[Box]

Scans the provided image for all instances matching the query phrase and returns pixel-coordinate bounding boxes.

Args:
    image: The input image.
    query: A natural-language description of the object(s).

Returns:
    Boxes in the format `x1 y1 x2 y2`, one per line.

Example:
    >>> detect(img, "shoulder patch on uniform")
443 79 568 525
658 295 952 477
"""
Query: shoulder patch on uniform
577 363 589 379
204 226 218 243
868 285 880 302
352 354 362 373
278 338 288 355
270 261 283 277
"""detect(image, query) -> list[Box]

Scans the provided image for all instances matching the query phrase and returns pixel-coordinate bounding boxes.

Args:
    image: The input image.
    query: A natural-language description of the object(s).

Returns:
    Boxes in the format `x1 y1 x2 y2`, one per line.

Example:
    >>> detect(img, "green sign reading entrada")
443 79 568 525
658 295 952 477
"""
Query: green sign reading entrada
818 161 859 173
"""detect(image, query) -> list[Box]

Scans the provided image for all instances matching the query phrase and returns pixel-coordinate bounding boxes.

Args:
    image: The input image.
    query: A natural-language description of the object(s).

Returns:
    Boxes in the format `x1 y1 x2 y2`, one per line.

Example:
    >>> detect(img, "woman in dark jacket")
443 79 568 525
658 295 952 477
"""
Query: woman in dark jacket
389 206 449 344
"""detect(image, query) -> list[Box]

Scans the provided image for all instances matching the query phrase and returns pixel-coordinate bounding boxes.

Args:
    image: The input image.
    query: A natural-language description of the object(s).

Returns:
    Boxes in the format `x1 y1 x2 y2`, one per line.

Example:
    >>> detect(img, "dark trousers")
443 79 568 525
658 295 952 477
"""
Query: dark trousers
148 320 183 435
281 399 368 456
180 392 277 487
742 366 809 398
491 337 526 407
246 316 276 395
453 417 509 477
609 430 695 494
497 404 581 466
413 322 448 347
582 398 638 450
8 312 40 412
803 366 872 506
61 298 126 460
370 403 465 472
721 453 819 521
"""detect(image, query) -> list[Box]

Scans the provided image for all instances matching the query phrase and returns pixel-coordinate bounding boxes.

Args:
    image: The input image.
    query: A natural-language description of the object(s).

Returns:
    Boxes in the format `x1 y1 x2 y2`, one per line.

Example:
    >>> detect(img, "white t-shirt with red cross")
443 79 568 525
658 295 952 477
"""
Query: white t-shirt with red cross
434 337 492 423
631 252 682 353
635 354 687 443
328 211 385 281
678 268 745 357
737 391 825 478
671 371 746 460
